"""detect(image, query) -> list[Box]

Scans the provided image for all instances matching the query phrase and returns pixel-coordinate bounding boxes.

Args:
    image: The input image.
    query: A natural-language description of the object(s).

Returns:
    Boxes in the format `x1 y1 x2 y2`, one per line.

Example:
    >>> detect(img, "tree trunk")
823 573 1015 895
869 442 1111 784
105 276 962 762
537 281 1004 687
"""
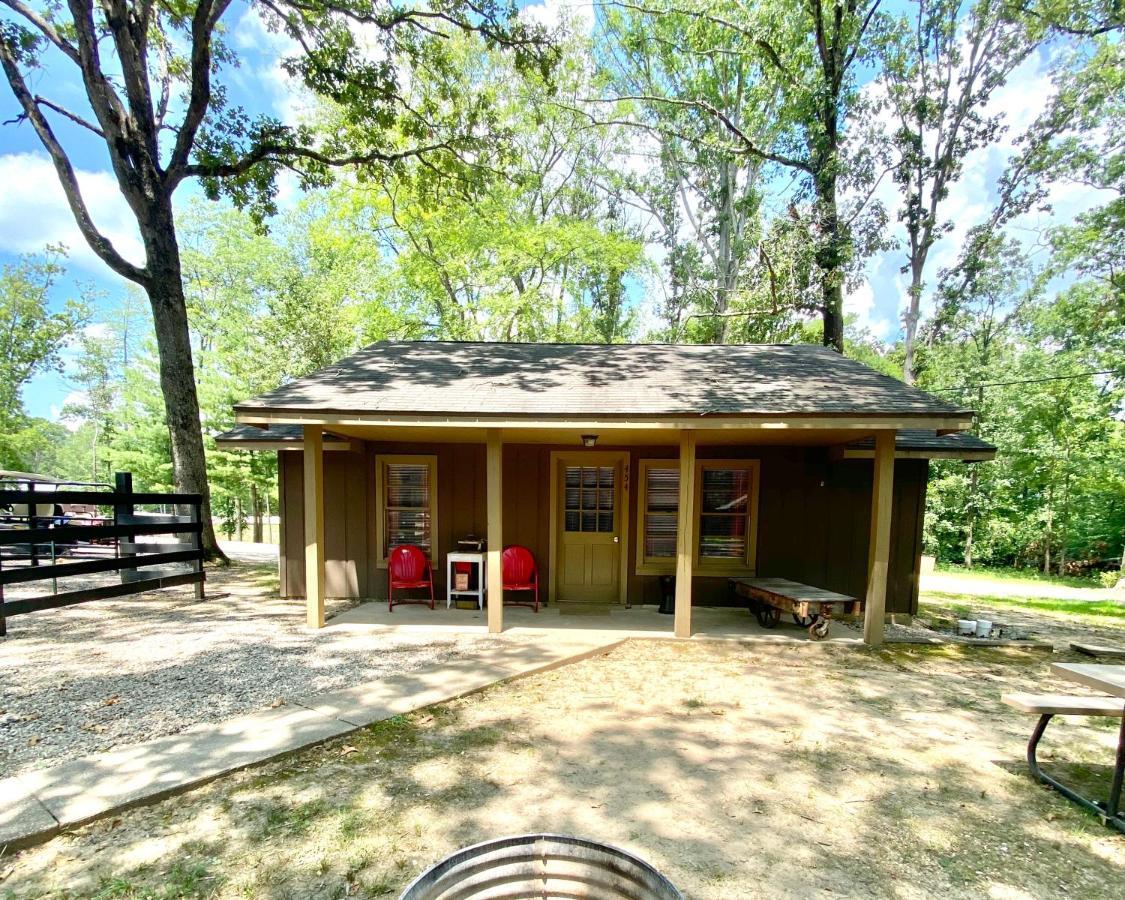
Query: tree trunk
265 487 273 544
902 255 925 384
964 466 978 569
814 167 846 354
251 481 263 544
1043 490 1053 575
139 200 225 560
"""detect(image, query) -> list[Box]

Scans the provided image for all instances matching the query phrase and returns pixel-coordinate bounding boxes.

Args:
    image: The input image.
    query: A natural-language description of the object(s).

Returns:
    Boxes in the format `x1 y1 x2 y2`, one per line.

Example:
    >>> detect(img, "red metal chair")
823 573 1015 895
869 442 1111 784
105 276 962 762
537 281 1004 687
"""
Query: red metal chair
501 545 539 612
388 545 434 612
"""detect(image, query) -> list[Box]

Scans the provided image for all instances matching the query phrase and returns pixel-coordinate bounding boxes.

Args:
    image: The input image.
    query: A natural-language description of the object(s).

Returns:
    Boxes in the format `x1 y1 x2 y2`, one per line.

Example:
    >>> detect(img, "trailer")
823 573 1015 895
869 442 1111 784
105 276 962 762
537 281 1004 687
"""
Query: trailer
730 577 863 640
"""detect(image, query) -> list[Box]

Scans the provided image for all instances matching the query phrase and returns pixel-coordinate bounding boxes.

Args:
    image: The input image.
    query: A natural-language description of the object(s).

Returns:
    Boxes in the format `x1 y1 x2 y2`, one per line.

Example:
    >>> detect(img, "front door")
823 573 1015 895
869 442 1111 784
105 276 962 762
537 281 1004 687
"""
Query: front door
557 455 623 603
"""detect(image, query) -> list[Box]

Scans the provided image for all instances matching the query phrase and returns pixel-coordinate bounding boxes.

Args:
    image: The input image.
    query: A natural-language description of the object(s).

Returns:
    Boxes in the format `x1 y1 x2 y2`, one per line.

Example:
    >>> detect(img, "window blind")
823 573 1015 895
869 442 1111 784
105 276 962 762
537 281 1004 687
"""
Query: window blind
384 462 432 555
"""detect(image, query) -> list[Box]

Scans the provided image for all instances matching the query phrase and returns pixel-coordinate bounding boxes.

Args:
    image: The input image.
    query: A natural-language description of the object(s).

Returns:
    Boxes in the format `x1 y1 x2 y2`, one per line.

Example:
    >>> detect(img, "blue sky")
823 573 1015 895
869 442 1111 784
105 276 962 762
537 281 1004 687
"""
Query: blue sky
0 0 1109 421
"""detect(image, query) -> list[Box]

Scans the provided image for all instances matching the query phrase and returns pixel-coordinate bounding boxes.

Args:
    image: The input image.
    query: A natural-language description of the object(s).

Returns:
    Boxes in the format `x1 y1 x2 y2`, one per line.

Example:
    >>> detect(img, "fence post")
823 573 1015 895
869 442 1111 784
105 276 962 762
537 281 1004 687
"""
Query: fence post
192 499 206 600
114 472 134 582
27 479 38 567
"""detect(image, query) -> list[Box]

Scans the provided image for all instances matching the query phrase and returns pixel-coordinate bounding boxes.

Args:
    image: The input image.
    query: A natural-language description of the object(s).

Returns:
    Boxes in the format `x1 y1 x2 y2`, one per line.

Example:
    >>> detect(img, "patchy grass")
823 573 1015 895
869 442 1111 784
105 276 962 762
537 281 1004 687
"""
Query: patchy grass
4 641 1123 899
934 562 1106 590
923 590 1125 625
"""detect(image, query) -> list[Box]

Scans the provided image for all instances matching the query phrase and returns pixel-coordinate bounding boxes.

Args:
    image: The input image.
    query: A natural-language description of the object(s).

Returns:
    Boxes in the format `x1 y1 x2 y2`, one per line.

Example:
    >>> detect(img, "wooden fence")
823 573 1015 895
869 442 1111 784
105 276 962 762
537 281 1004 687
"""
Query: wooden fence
0 473 205 636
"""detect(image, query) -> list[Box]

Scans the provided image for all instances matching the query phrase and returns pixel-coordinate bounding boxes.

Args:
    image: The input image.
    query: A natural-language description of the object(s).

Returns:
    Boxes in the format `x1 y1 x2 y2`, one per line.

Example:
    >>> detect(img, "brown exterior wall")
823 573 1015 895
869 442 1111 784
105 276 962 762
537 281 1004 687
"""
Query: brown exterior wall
278 442 929 615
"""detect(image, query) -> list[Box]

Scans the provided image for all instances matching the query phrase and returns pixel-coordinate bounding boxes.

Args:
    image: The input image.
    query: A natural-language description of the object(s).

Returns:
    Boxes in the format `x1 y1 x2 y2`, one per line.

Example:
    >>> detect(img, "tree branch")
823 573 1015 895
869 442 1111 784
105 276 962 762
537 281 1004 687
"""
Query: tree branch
0 0 81 63
585 94 812 172
178 140 461 183
167 0 233 180
34 94 105 137
0 37 146 283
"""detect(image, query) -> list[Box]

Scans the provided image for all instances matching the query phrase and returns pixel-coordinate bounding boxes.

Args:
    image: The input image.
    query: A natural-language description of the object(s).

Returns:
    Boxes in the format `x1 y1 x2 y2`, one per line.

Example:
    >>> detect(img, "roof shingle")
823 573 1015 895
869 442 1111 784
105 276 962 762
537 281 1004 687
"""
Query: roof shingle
233 341 970 420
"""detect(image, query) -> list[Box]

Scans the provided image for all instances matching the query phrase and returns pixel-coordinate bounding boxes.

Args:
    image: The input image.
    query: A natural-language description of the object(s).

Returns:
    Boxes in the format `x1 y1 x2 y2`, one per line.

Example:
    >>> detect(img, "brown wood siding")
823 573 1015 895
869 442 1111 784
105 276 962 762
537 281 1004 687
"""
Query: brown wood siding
279 448 371 599
277 442 928 615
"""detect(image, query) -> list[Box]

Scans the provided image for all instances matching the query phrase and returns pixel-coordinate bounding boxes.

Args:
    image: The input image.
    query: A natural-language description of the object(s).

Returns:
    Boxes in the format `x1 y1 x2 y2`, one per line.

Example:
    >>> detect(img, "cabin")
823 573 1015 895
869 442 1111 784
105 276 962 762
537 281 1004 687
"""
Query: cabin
218 341 994 644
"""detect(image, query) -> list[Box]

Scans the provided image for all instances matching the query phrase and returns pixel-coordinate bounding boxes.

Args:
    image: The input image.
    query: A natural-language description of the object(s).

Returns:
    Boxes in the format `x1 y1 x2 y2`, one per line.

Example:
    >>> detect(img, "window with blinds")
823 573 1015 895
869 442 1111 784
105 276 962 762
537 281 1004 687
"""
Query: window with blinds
376 456 437 563
698 466 750 560
635 458 760 575
642 465 679 563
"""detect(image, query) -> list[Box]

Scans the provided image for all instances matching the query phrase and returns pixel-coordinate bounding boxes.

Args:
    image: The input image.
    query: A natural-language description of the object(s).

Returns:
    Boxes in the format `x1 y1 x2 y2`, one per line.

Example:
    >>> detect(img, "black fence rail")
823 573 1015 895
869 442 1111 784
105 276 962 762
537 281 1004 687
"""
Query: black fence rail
0 473 205 636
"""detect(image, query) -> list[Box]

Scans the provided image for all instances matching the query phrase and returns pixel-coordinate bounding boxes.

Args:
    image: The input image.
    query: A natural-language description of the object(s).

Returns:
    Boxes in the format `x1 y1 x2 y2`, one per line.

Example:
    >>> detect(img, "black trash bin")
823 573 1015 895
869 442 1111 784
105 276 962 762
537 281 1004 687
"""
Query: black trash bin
657 575 676 615
400 833 684 900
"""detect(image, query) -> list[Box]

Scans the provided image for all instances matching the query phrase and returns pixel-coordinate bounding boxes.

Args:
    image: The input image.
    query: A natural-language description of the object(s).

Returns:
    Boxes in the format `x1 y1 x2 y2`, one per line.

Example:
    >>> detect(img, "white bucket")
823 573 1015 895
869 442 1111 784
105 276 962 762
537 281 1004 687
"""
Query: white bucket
975 620 993 638
957 620 977 636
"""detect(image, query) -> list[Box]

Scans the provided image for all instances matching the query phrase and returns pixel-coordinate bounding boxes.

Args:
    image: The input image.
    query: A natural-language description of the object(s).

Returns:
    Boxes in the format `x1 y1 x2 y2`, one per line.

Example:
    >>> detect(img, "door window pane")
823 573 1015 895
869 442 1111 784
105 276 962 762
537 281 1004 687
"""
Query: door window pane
564 465 615 532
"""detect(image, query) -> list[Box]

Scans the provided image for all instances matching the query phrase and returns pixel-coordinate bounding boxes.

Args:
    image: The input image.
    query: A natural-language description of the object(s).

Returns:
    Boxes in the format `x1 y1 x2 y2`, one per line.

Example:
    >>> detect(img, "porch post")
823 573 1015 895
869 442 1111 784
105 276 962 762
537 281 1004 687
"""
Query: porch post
674 430 697 639
864 430 896 646
303 425 326 629
486 428 503 634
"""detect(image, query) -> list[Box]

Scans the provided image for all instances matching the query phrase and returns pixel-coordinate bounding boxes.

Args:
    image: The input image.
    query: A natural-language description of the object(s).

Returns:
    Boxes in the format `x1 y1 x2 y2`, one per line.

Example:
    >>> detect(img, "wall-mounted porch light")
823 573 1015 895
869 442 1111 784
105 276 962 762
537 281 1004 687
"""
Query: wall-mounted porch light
581 434 599 447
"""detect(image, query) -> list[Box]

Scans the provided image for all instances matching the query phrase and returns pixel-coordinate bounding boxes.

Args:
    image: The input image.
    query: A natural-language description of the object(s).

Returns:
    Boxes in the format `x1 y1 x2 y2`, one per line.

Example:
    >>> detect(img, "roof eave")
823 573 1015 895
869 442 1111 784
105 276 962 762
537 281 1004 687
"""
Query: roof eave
233 408 975 433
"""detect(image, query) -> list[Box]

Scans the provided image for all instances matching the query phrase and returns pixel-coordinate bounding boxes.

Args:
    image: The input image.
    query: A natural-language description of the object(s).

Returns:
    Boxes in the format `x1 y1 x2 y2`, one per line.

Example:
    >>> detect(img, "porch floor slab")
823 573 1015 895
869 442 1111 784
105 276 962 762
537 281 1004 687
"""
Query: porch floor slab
0 636 620 855
329 602 863 643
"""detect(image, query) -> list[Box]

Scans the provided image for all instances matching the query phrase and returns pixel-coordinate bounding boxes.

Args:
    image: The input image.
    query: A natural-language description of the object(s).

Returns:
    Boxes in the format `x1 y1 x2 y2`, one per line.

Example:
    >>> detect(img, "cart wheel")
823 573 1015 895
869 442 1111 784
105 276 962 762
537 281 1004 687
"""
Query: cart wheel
808 619 830 641
792 613 816 628
756 606 781 628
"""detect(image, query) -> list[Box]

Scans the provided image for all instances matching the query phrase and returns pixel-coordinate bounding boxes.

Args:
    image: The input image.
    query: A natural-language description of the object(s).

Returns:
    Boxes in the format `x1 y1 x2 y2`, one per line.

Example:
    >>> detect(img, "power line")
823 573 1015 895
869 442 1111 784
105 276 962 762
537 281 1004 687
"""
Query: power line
926 368 1124 395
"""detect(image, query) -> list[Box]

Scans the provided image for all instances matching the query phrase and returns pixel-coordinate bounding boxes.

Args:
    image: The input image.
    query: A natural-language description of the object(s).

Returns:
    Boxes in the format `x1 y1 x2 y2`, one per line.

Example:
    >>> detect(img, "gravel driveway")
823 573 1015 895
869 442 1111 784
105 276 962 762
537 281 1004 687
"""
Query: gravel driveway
0 546 495 778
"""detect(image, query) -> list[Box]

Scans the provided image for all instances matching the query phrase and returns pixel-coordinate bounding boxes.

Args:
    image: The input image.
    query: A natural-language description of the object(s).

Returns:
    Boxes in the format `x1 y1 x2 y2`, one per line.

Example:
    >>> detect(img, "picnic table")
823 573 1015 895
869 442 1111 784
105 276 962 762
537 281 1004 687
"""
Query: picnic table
1006 663 1125 833
1051 662 1125 831
730 577 862 640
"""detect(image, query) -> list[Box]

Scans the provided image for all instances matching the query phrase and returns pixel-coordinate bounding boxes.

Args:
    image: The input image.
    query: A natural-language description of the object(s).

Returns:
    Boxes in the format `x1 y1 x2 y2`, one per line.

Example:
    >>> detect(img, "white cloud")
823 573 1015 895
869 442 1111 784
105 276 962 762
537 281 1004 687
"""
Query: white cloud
52 390 89 430
845 278 893 339
521 0 596 36
0 153 144 275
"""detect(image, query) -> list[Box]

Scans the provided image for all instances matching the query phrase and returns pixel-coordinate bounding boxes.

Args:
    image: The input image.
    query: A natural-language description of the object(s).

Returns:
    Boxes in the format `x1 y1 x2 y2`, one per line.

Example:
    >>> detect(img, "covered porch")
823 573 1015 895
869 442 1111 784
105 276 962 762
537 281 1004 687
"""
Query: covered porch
223 419 975 647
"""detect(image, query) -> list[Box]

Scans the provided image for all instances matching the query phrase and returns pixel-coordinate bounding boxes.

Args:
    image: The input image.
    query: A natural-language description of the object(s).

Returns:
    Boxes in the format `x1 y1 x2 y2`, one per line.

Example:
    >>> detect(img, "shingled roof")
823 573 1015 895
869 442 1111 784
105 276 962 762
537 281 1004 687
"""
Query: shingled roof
234 341 971 421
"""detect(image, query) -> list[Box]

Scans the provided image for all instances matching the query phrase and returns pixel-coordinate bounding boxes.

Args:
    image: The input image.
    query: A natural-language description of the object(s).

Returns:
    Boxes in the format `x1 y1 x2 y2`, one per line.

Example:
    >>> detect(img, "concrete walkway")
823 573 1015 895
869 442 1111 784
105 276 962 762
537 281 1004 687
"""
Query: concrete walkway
0 635 623 854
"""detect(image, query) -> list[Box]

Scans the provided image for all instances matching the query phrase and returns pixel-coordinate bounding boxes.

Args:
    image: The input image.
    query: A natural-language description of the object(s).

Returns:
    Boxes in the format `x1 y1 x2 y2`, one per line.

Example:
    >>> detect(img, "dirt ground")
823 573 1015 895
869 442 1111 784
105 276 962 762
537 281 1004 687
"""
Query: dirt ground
3 639 1123 899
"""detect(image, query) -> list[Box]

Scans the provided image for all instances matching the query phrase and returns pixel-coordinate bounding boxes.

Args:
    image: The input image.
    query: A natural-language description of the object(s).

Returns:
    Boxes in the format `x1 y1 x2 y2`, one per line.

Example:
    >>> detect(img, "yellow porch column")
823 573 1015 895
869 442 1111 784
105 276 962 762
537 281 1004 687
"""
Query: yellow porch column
674 430 697 639
864 430 896 646
302 425 326 628
486 428 504 634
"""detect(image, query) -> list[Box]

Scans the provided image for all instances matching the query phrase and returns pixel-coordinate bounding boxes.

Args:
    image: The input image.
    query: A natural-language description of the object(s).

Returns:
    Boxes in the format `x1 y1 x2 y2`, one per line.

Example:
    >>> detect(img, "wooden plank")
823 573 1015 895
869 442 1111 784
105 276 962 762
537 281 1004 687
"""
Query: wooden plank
1051 663 1125 699
0 550 200 586
0 522 201 545
1071 643 1125 660
2 572 205 617
303 425 326 628
864 430 895 646
734 577 855 604
486 429 503 634
674 431 696 638
1002 693 1125 717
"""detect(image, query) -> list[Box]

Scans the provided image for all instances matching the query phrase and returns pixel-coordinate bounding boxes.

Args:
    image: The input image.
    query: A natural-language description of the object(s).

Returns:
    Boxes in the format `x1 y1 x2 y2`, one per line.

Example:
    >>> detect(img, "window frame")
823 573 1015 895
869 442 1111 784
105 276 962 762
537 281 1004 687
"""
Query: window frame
634 457 760 576
374 454 439 568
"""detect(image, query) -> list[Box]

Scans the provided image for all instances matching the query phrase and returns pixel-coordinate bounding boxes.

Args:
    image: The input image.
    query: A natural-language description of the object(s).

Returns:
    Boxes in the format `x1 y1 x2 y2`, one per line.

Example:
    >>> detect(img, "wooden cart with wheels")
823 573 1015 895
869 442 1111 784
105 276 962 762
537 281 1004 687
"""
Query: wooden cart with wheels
730 577 863 640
